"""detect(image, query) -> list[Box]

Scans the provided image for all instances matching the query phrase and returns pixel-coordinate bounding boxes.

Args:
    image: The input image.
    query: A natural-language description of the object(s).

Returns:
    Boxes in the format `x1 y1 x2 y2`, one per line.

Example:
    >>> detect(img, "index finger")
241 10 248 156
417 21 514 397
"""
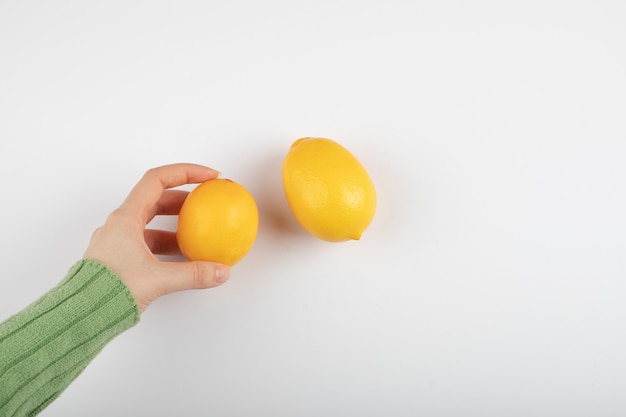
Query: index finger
120 163 220 223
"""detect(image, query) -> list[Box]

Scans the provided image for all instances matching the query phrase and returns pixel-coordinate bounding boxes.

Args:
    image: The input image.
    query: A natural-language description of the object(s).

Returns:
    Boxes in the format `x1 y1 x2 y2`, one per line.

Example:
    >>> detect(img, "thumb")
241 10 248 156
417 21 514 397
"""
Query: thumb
153 261 231 296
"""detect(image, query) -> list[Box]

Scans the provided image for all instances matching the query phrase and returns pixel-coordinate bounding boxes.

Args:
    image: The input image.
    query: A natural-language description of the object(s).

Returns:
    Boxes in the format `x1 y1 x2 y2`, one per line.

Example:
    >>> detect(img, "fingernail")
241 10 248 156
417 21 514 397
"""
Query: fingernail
216 265 230 284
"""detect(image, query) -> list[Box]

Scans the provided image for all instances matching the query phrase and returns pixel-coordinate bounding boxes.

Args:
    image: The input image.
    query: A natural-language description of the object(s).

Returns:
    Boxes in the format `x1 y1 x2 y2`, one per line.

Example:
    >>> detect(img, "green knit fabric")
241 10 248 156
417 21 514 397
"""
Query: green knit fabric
0 259 140 416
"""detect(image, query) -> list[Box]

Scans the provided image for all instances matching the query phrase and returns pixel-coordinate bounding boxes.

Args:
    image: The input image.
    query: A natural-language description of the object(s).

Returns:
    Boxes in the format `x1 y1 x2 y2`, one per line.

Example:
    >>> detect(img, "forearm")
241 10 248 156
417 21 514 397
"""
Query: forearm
0 259 140 416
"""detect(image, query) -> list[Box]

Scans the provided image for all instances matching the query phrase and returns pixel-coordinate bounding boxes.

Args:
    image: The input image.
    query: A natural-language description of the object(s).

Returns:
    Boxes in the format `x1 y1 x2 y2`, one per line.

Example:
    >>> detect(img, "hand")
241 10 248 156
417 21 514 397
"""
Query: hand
83 163 231 313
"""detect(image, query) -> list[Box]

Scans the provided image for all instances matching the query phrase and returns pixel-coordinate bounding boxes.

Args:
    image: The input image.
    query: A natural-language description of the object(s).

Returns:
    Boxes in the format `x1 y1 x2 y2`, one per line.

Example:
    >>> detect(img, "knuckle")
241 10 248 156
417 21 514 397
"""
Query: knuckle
106 208 126 223
106 207 137 229
144 167 159 178
143 166 168 190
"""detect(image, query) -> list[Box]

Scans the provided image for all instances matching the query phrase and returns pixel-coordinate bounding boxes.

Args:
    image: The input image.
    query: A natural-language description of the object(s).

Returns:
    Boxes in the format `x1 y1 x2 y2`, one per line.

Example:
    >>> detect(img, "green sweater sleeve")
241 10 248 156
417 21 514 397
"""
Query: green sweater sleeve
0 259 140 416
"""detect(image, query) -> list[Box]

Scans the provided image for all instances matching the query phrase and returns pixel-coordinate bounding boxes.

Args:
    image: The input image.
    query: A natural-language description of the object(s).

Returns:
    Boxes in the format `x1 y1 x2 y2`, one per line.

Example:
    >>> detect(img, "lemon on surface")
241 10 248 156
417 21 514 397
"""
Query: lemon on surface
282 137 377 242
176 178 259 266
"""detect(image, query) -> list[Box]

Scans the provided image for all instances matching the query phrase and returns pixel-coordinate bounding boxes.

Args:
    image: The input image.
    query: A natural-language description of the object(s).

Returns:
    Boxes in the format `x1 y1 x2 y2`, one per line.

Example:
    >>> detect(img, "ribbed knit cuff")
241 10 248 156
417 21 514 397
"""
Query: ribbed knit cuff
0 259 140 416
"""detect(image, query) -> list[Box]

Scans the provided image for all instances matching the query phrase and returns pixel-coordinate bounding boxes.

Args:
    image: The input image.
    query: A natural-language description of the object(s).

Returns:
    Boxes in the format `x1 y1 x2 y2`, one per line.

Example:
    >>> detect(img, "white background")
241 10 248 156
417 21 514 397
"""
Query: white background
1 0 625 416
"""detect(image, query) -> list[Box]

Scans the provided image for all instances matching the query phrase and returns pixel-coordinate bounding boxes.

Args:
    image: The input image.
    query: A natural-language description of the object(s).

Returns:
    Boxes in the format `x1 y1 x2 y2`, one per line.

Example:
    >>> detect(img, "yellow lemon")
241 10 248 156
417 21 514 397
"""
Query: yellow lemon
177 178 259 266
282 137 377 242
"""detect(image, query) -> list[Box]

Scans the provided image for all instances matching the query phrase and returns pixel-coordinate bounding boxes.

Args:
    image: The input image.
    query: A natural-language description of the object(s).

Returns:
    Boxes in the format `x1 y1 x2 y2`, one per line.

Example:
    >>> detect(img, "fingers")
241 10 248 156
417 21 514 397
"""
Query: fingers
144 229 182 256
121 164 219 223
146 189 189 223
153 261 231 296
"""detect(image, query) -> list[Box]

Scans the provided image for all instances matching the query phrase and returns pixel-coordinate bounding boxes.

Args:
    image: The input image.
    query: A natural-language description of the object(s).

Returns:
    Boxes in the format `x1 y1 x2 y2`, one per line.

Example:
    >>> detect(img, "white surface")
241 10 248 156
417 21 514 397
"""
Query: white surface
1 0 626 415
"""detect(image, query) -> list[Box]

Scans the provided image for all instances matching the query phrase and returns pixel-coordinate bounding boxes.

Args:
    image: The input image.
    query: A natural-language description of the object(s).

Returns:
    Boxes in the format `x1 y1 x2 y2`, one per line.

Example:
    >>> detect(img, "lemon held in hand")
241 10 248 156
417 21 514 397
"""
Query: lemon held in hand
177 178 259 266
282 137 377 242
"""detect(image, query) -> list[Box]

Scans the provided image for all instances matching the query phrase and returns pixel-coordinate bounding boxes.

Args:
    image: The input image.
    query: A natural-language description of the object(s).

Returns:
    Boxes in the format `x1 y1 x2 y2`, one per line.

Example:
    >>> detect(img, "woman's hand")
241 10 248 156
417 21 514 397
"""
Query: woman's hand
83 163 230 313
